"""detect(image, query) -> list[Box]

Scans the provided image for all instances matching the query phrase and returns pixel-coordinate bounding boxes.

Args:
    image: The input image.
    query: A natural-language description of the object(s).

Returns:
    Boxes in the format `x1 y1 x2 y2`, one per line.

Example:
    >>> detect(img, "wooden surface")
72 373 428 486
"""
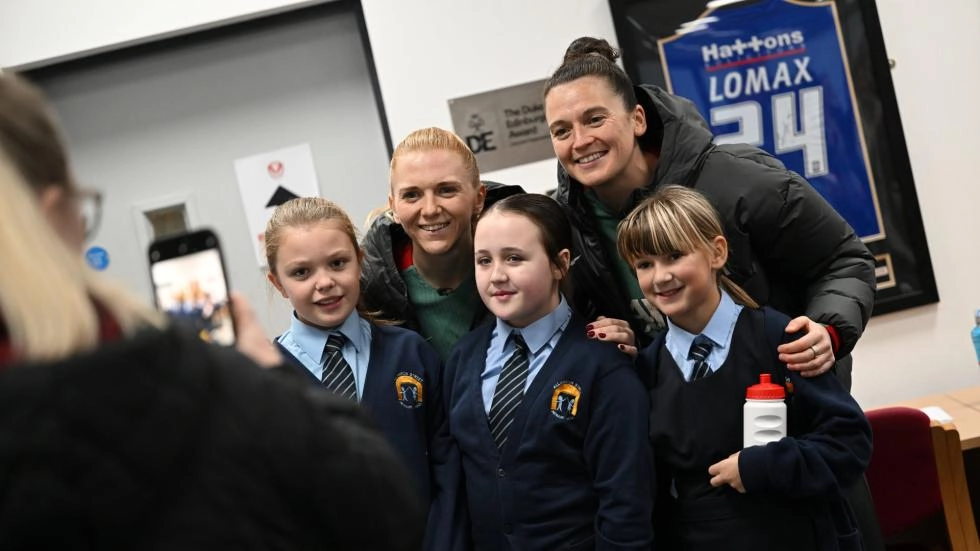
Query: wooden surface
933 422 980 551
950 387 980 410
867 388 980 549
863 404 980 550
872 388 980 451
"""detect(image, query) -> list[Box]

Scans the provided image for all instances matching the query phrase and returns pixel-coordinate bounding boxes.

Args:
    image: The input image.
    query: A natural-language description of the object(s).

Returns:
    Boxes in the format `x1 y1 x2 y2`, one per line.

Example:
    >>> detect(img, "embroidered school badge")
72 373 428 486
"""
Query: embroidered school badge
395 373 424 409
550 381 582 420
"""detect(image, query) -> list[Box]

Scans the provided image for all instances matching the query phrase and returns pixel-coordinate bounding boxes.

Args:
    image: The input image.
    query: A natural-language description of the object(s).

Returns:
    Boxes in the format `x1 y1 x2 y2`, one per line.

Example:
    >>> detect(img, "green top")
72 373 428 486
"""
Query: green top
583 190 666 338
403 265 484 359
583 190 645 302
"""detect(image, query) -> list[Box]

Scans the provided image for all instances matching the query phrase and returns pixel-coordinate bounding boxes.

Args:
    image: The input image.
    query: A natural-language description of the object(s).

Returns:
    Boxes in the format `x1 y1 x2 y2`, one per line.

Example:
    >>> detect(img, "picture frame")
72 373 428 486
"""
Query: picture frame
608 0 938 316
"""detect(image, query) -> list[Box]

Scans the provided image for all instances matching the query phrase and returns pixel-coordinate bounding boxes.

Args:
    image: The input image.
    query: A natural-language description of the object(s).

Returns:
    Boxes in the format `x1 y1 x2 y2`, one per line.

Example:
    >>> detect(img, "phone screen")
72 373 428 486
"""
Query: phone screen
149 246 235 346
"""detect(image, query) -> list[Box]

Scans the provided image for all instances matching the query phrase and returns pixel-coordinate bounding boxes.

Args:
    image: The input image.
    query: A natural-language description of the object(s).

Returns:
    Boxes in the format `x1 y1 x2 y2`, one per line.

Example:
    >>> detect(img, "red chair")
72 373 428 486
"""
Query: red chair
865 406 980 551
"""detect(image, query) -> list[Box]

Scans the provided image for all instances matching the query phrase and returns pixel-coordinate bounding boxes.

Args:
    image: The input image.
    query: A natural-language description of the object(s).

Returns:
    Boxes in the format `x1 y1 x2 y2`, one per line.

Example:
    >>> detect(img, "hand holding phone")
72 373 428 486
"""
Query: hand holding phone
227 291 283 368
148 229 236 345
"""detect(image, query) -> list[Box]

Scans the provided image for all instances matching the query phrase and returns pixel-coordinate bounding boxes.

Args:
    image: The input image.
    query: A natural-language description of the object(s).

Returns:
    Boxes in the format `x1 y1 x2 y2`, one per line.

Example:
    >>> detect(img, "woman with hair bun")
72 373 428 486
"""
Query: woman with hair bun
543 36 882 550
543 36 875 386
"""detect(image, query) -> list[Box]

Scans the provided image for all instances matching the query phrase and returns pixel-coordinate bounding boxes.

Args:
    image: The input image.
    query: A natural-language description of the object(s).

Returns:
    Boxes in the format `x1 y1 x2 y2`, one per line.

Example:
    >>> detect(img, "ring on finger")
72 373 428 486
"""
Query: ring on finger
810 345 818 360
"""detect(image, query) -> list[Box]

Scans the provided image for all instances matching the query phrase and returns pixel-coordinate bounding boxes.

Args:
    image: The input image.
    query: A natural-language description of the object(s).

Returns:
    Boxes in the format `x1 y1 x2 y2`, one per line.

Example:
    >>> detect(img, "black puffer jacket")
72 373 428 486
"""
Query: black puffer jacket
360 181 525 332
554 84 875 360
0 326 422 550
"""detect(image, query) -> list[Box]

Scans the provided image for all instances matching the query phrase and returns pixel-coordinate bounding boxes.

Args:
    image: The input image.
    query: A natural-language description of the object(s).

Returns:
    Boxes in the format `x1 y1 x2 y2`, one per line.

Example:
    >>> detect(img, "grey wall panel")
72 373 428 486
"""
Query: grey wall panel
34 5 391 336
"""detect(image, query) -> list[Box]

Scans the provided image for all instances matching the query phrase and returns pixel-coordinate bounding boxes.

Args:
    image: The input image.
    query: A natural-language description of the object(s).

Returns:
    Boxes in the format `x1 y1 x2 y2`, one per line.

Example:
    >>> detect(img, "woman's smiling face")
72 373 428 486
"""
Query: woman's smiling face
389 149 486 259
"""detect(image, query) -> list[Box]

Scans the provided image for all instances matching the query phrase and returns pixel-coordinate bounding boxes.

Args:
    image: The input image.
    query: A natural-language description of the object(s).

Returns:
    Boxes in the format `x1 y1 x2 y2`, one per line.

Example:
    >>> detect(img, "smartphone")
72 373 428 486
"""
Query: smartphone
148 228 236 345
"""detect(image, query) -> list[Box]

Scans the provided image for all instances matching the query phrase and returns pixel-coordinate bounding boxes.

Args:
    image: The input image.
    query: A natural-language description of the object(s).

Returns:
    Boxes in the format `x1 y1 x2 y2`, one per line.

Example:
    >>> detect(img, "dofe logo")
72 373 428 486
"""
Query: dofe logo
465 114 497 154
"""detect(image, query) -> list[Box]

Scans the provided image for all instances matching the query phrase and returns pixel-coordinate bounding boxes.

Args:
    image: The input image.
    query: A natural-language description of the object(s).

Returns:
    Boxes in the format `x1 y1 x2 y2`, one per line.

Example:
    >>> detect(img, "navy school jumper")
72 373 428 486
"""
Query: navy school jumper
277 323 464 551
445 314 654 551
638 306 871 551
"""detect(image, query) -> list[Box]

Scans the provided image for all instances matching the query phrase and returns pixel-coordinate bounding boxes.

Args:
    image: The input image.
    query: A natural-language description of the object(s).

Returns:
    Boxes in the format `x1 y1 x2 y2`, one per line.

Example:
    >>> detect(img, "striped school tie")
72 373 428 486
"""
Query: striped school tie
322 333 357 400
689 336 714 381
488 333 530 450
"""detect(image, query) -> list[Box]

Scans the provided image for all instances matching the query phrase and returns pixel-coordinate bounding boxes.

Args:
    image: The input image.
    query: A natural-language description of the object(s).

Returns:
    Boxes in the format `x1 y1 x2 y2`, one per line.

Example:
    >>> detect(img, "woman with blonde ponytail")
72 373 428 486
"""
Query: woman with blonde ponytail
0 71 163 362
0 72 422 550
360 126 525 359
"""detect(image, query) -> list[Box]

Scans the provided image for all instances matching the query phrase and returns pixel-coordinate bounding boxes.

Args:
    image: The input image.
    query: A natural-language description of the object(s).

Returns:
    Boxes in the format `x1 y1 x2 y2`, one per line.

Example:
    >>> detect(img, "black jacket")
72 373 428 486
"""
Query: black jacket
0 326 423 550
360 181 525 332
554 84 876 358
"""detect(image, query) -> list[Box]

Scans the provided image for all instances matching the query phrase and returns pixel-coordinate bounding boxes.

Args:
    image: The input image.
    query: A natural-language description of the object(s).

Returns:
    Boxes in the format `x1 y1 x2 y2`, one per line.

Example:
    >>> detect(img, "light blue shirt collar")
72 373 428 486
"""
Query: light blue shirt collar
481 297 573 414
665 289 743 380
492 296 573 355
287 311 369 365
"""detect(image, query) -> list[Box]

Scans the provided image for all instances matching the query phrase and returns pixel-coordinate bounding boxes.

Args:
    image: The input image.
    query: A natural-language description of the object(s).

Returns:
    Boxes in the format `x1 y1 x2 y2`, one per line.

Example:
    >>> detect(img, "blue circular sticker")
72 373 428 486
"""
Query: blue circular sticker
85 246 110 271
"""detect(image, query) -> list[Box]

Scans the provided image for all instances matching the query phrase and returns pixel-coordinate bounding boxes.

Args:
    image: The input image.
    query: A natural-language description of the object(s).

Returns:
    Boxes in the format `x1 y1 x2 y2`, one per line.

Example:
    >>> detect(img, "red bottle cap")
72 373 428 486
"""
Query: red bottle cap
746 374 785 400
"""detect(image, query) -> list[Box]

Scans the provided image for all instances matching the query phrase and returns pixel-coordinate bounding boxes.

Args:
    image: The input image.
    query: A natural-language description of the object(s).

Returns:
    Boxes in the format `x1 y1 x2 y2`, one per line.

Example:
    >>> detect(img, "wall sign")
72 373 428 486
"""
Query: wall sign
233 143 321 268
448 79 553 172
85 245 110 271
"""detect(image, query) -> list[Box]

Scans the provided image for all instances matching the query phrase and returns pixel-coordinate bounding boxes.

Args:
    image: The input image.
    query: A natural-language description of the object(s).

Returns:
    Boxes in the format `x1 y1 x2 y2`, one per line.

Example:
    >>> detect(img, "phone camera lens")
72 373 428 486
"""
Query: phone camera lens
178 244 188 254
205 237 216 247
150 251 160 261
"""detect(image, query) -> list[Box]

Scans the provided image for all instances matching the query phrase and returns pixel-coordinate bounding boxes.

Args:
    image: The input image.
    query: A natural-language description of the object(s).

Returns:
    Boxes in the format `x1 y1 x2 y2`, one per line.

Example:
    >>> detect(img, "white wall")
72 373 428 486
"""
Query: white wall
360 0 619 194
0 0 327 69
361 0 980 408
4 0 979 408
853 0 980 406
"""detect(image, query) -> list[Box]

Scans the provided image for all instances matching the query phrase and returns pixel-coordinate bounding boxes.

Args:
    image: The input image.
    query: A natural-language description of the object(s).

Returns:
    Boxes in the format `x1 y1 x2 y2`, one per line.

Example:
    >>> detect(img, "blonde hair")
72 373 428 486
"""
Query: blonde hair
0 153 163 362
363 204 395 230
389 127 480 187
264 197 363 274
617 185 758 308
264 197 388 323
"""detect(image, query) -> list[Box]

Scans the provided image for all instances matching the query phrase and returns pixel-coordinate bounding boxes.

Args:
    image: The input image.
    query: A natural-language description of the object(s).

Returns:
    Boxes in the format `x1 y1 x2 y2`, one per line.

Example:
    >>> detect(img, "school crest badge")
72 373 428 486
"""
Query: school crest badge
395 372 424 409
550 381 582 420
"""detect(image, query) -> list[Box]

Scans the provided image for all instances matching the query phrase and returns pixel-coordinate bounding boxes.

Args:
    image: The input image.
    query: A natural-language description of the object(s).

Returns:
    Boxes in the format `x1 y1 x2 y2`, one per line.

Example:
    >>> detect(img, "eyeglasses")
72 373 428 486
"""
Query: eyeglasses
73 188 102 241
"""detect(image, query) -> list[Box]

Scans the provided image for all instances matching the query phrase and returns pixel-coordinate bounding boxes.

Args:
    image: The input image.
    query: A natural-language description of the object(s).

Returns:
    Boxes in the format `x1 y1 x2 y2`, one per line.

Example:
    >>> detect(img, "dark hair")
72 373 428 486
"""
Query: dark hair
544 37 662 151
0 73 72 193
480 193 573 286
543 37 638 110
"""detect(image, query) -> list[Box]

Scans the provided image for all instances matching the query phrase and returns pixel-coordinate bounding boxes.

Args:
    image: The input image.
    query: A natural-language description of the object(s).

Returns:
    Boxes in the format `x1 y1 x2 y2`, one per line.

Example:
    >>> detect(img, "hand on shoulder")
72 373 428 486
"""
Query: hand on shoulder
777 316 835 377
587 316 637 358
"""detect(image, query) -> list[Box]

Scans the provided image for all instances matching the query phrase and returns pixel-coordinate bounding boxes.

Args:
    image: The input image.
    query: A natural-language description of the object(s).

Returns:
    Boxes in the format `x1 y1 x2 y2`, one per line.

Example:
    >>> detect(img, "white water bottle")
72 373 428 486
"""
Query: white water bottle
743 374 787 447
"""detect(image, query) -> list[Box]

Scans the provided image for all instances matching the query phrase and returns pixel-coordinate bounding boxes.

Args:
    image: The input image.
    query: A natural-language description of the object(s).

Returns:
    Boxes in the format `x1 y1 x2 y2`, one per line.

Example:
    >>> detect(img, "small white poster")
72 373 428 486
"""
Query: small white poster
234 143 320 267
